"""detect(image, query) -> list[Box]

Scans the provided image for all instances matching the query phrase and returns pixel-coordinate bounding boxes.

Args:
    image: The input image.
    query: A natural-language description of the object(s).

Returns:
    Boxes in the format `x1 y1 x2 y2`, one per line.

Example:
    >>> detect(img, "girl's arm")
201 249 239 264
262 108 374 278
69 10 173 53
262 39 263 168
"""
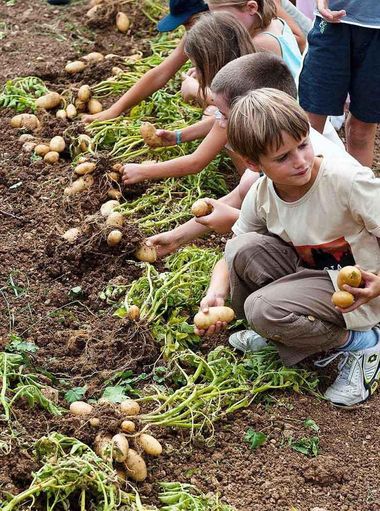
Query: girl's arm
122 122 227 184
83 37 188 123
155 116 216 146
275 0 307 52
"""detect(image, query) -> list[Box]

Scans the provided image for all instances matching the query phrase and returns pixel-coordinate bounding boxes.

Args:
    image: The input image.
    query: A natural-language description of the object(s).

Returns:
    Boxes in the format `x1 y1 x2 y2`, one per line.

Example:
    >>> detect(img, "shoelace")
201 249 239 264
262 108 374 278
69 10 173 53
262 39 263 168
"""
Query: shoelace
315 351 366 399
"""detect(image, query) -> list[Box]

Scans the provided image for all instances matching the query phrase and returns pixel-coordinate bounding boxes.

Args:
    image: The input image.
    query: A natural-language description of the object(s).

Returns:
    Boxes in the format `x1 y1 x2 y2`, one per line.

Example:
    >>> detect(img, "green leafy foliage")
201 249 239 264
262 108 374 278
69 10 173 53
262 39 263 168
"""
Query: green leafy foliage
303 418 320 432
244 429 267 450
0 76 48 112
64 386 87 404
159 482 236 511
289 436 320 457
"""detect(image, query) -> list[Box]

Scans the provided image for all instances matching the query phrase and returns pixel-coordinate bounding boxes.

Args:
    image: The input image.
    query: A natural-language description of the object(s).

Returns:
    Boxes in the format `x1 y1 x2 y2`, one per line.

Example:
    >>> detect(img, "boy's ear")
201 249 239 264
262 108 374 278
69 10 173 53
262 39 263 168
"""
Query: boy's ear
245 159 261 173
246 0 259 15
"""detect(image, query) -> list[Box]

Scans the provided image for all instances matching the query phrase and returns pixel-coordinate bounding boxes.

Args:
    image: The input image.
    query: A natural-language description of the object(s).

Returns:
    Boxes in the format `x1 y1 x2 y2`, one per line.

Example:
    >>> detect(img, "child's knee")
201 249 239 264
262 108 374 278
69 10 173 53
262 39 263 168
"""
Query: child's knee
225 232 263 271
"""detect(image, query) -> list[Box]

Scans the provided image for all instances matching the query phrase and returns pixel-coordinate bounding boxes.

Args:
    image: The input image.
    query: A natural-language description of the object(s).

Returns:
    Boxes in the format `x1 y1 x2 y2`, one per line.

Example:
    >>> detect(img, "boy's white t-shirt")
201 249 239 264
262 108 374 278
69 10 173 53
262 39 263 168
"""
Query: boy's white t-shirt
232 155 380 331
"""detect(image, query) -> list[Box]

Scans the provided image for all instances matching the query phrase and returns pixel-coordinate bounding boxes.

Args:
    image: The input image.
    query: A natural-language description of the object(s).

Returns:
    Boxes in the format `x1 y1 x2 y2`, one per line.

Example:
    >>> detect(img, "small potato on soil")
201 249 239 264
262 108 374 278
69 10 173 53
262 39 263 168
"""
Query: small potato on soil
127 305 140 321
108 189 123 200
35 92 62 110
124 449 147 482
11 113 40 130
75 98 87 112
191 199 213 217
137 433 162 456
65 60 86 74
44 151 60 164
337 266 362 290
64 174 94 196
35 144 51 157
194 306 235 330
135 243 157 263
94 434 112 461
107 229 122 246
332 291 355 308
89 417 100 427
62 227 81 243
70 401 93 416
100 199 120 217
87 98 103 114
82 52 104 63
66 104 77 119
19 134 35 143
22 141 37 153
121 420 136 433
140 122 162 148
120 399 140 416
78 84 92 102
106 211 124 228
49 136 66 153
56 109 67 120
74 162 96 175
111 433 129 462
112 67 124 76
116 12 130 32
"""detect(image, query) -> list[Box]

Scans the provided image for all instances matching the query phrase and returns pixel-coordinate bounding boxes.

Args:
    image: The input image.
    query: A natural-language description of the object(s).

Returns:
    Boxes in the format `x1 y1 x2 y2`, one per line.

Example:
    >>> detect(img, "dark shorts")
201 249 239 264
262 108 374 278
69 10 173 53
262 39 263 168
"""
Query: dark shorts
299 17 380 123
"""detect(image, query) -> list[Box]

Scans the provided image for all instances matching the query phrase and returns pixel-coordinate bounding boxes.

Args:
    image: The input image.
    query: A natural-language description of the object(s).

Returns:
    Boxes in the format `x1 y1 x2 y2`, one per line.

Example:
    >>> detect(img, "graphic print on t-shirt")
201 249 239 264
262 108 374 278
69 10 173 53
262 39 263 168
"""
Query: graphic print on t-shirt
294 237 355 270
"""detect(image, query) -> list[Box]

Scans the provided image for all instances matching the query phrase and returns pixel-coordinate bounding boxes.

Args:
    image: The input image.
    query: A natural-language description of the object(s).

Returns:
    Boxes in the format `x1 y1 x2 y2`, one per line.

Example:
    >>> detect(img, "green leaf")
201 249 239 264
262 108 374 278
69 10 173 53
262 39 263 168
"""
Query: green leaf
290 436 319 457
64 386 87 404
101 386 128 403
303 418 320 432
244 428 267 450
6 336 38 354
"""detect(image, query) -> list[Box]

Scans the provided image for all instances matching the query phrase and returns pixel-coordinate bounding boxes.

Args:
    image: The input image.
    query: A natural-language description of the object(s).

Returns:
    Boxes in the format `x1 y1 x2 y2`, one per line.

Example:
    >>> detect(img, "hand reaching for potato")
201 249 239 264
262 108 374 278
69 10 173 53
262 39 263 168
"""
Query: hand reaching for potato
144 232 181 258
82 106 120 124
122 163 148 185
154 129 177 147
194 293 227 337
181 72 201 104
194 198 240 234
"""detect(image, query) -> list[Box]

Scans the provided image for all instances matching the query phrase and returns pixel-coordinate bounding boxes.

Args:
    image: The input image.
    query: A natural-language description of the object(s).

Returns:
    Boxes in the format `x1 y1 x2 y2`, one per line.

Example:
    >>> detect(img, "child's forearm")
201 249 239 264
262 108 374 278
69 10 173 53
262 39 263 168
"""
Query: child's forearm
208 258 230 299
180 116 216 143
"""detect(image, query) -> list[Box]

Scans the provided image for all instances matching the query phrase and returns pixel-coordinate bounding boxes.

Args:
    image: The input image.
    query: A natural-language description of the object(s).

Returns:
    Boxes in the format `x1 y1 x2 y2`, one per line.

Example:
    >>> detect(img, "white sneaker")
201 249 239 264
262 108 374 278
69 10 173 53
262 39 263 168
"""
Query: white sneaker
315 339 380 407
229 329 268 353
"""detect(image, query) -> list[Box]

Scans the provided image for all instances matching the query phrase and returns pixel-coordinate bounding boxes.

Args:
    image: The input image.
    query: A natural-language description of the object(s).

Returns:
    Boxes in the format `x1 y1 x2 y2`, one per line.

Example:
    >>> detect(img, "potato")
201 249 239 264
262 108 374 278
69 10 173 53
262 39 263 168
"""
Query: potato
107 229 122 247
22 141 37 153
124 449 147 482
86 5 100 17
35 144 51 156
106 211 124 228
89 417 100 427
74 161 96 175
194 306 235 330
87 98 103 114
11 113 40 130
112 66 124 76
94 434 112 461
332 291 355 308
66 104 77 120
100 200 120 218
116 12 130 32
83 52 104 63
111 433 129 462
337 266 362 290
44 151 60 164
70 401 93 416
135 243 157 263
35 92 62 110
106 171 120 182
140 122 162 148
77 84 92 102
120 420 136 433
120 399 140 416
56 109 67 120
191 199 213 218
65 60 86 74
128 305 140 321
112 163 124 174
138 433 162 456
62 227 81 243
49 136 66 153
19 134 35 143
75 98 87 112
64 175 94 196
108 189 123 200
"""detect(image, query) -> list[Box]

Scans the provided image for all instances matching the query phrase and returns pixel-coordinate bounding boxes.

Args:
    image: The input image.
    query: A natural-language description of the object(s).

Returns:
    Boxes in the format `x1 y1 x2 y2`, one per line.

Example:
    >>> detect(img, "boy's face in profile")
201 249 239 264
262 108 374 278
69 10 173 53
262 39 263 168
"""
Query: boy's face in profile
212 92 230 128
249 132 316 189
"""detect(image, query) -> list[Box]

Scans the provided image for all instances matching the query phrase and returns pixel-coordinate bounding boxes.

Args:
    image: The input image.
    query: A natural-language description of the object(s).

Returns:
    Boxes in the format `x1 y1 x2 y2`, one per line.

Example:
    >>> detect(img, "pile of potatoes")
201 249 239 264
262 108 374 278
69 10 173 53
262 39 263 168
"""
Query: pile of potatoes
100 198 125 246
64 157 97 196
85 0 130 33
331 266 362 308
16 132 67 165
69 398 162 482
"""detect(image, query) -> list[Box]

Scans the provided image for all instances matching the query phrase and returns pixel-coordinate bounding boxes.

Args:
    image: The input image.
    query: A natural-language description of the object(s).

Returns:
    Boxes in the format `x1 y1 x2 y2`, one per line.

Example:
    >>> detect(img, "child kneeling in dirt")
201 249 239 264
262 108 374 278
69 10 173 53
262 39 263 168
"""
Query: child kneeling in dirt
197 88 380 407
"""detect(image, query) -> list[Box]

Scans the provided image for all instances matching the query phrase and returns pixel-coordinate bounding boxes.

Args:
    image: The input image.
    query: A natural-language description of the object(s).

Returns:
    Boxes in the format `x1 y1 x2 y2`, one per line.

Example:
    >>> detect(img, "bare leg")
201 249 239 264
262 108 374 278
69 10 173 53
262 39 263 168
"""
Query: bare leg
306 112 328 134
345 113 377 167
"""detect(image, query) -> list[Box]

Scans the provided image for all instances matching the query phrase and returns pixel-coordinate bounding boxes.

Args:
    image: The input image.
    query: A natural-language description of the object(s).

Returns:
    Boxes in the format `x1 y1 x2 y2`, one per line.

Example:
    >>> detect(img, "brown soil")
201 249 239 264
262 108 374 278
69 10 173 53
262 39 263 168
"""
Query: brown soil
1 1 380 510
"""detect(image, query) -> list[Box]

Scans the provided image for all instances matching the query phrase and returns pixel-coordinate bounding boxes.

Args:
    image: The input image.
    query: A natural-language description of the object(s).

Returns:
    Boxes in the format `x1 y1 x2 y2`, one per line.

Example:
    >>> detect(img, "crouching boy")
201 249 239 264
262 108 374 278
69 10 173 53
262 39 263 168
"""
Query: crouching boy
198 88 380 407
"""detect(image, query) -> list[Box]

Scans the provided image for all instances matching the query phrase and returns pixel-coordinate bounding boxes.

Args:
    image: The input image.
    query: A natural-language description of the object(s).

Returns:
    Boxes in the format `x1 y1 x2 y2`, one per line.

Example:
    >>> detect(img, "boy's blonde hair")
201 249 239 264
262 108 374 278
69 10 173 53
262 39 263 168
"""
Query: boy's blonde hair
184 12 255 101
206 0 277 29
227 88 310 163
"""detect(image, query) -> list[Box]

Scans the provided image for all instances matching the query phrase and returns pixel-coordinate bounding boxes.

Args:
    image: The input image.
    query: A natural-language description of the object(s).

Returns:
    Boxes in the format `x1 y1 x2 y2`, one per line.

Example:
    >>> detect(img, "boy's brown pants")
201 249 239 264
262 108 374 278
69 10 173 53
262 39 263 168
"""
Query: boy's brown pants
225 232 348 366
